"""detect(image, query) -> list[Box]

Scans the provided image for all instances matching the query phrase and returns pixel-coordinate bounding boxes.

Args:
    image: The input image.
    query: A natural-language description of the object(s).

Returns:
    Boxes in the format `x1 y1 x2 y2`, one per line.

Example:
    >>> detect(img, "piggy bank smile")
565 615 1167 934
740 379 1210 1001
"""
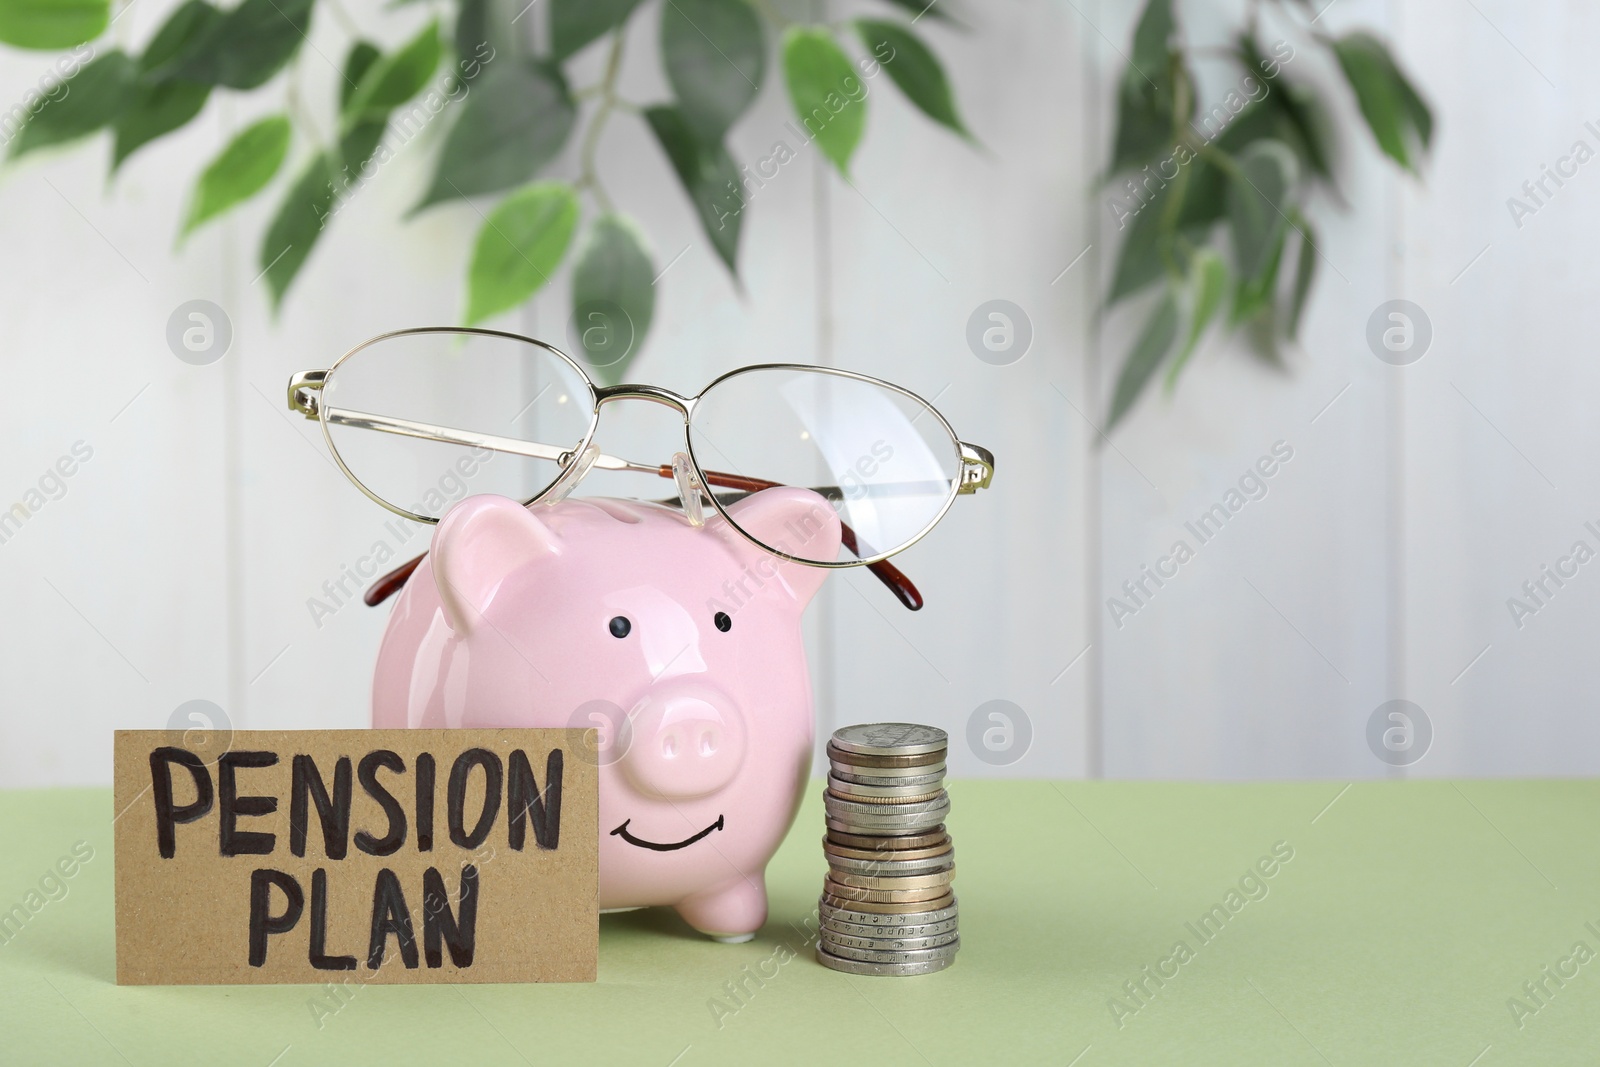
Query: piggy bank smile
609 815 725 851
372 489 838 940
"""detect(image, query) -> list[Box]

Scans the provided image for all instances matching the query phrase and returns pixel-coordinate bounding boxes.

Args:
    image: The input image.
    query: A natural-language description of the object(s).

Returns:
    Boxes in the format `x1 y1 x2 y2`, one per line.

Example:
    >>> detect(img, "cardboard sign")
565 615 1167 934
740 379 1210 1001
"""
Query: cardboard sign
113 729 597 985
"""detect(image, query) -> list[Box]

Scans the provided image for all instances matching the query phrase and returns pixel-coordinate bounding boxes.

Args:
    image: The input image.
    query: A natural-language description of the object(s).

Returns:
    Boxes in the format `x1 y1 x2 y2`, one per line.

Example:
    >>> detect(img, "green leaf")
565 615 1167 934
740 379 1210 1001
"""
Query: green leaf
854 18 966 137
1107 195 1166 304
464 181 580 324
155 0 314 90
1226 138 1296 281
346 20 442 118
1236 32 1333 184
662 0 766 145
1165 249 1227 391
1173 154 1227 228
138 0 219 73
570 213 657 385
340 41 382 111
1232 224 1285 326
782 26 866 176
111 2 219 169
550 0 644 61
9 50 135 157
1107 0 1190 175
1332 31 1432 173
1107 290 1178 432
260 119 386 307
1129 0 1173 77
1130 0 1173 78
414 59 574 210
1287 218 1318 339
453 0 506 83
260 154 336 308
0 0 108 49
182 113 291 238
644 104 742 276
112 80 209 169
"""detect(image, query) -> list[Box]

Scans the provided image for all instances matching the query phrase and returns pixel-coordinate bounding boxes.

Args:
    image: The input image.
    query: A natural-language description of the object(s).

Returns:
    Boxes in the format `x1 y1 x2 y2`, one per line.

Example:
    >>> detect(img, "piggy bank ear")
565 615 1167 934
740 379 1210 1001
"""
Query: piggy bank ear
432 495 559 633
724 487 842 605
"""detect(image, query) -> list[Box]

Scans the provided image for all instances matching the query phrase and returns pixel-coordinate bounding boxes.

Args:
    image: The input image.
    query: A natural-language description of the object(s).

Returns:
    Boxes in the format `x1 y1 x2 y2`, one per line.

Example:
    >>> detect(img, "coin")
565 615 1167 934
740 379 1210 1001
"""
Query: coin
829 763 947 785
815 945 955 976
824 877 953 903
823 791 950 818
821 937 960 965
823 889 956 914
826 816 946 837
826 744 946 769
830 867 955 891
832 767 940 793
826 828 948 851
824 839 953 863
820 895 958 925
827 816 947 838
823 851 954 876
825 858 953 880
821 927 960 953
823 915 959 940
827 783 947 805
831 723 948 757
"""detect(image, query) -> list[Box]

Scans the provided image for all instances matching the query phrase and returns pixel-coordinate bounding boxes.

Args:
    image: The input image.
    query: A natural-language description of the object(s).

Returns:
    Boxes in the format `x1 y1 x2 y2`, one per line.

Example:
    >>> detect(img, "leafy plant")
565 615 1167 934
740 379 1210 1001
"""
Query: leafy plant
0 0 971 383
1102 0 1432 431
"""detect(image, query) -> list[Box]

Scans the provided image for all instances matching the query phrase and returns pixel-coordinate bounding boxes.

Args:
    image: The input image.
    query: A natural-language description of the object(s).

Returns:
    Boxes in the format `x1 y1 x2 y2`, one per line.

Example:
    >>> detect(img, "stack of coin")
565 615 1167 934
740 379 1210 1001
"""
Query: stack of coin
816 723 959 975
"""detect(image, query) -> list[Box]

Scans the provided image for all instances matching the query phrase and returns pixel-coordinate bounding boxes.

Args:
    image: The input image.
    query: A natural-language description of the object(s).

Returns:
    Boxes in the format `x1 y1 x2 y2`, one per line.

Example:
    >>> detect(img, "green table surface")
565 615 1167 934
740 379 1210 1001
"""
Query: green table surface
3 780 1599 1065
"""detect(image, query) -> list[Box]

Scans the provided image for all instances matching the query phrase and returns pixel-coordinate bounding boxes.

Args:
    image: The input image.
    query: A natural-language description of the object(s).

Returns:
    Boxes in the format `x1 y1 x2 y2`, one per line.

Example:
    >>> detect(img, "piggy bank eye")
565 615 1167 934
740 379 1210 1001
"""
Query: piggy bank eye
609 616 632 638
714 611 732 633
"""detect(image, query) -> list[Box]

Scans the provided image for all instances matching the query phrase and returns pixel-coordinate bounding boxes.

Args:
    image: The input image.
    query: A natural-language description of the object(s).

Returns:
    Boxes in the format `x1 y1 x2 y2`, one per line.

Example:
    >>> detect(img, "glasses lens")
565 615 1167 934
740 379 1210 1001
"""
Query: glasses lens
321 330 594 521
688 367 961 563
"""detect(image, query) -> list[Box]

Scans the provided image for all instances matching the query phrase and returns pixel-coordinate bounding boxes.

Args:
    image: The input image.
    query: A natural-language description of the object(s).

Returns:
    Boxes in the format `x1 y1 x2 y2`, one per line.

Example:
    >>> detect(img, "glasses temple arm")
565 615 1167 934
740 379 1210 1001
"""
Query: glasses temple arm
668 464 923 611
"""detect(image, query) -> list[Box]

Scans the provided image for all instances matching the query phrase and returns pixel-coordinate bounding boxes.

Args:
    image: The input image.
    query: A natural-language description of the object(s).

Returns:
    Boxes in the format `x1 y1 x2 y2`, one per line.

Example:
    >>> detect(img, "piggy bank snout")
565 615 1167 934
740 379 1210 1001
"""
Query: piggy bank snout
621 682 747 799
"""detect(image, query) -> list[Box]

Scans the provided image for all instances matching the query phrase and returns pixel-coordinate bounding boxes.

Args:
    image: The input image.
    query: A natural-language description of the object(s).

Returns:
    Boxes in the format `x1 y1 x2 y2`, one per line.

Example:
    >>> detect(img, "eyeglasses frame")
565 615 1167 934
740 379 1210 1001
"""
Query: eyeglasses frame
289 326 994 570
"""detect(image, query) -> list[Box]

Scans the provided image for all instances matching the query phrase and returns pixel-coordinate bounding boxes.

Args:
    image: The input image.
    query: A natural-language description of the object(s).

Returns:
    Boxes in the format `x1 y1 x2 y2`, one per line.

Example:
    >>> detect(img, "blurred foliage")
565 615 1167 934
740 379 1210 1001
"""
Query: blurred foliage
1103 0 1432 431
0 0 971 382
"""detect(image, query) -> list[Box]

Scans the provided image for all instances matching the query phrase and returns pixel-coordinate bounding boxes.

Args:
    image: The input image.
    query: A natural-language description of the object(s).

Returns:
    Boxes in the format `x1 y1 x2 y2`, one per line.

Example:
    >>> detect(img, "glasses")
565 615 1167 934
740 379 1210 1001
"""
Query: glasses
288 327 993 610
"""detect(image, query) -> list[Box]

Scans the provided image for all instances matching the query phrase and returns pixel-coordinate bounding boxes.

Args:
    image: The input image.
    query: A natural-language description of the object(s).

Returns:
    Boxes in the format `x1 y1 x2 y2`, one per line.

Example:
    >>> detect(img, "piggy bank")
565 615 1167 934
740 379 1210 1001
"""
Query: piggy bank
371 488 840 941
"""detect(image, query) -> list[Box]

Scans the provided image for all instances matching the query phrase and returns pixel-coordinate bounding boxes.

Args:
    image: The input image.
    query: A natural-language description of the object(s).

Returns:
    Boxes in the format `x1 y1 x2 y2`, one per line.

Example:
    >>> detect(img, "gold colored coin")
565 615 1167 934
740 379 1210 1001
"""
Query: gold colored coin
824 877 953 903
821 890 956 914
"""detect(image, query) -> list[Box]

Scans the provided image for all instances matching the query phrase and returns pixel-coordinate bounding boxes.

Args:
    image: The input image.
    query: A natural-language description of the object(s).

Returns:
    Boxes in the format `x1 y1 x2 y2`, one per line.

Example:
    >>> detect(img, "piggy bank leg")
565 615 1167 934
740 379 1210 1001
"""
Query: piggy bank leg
675 874 767 942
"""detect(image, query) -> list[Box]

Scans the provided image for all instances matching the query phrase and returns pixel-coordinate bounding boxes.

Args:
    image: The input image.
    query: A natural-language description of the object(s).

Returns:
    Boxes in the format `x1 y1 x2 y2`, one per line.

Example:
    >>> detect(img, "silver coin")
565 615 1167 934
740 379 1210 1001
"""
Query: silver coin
823 915 959 940
815 945 955 976
831 723 949 757
819 896 959 928
823 809 949 832
829 763 947 785
826 815 948 836
821 936 961 964
824 851 954 876
820 937 960 964
827 776 946 801
822 790 950 818
820 928 959 953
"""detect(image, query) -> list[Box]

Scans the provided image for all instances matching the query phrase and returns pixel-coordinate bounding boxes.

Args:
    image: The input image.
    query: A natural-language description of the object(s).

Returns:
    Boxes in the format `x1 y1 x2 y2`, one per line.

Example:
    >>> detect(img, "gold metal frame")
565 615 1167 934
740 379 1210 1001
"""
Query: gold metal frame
289 326 994 569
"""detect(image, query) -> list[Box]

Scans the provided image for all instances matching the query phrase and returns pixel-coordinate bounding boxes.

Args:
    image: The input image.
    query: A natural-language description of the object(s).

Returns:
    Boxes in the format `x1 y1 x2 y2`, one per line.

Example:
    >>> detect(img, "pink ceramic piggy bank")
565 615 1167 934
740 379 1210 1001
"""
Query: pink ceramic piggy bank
371 488 840 941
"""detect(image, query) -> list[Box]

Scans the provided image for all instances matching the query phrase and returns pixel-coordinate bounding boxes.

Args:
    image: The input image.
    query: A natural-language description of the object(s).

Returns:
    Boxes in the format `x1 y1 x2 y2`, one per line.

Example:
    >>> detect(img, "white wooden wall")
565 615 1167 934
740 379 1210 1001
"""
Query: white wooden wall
0 0 1588 787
